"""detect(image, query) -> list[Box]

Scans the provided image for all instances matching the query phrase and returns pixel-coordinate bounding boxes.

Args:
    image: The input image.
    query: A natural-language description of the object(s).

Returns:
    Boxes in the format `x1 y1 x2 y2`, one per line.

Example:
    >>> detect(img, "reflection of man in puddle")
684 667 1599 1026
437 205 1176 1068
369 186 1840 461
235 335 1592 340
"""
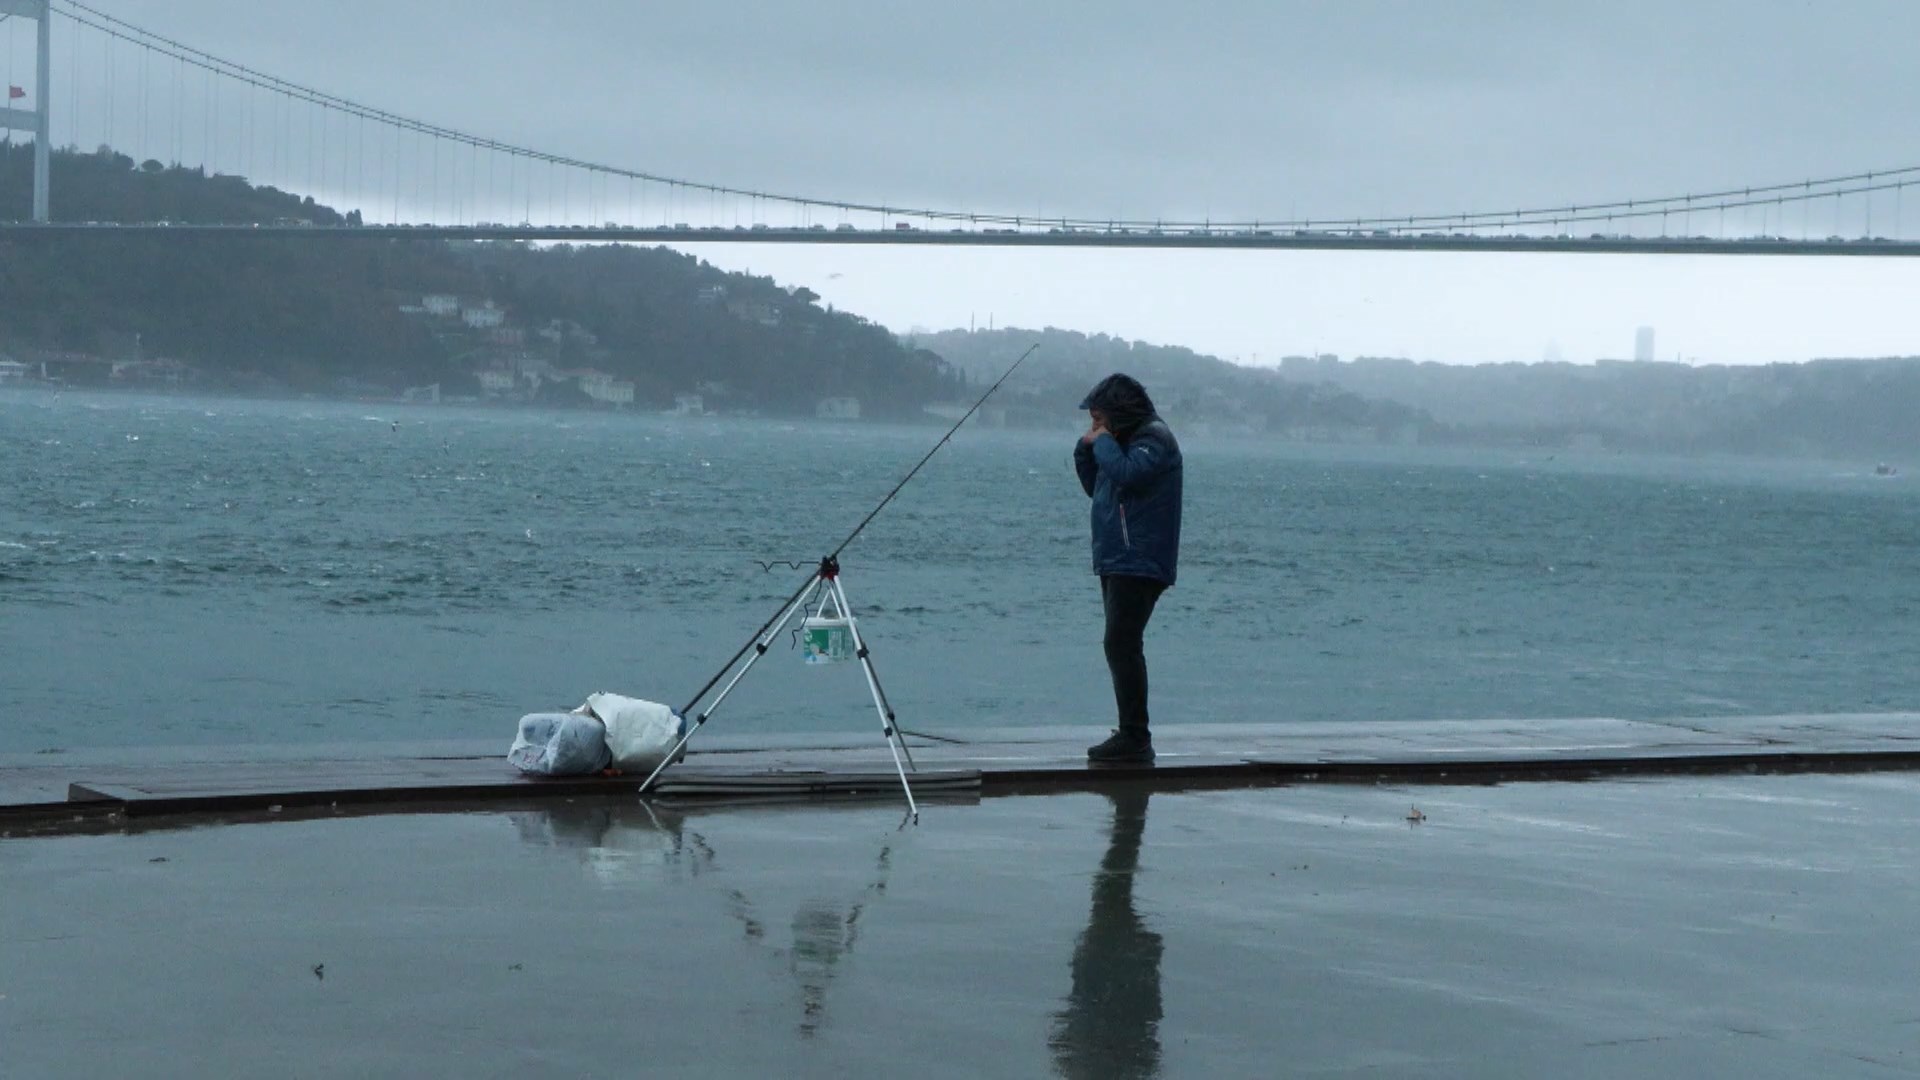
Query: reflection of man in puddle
1050 787 1163 1078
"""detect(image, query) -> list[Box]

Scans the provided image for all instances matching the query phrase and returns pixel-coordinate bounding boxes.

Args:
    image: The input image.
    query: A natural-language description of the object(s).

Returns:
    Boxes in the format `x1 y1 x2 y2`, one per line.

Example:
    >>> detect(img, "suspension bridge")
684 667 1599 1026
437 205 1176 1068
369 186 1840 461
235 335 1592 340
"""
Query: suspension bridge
4 0 1920 256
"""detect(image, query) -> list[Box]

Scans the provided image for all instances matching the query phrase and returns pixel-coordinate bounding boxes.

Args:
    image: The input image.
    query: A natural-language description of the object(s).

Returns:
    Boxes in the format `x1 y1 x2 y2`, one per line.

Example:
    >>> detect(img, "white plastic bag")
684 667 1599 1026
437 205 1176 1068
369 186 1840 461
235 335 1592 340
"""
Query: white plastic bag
508 712 612 776
582 692 686 772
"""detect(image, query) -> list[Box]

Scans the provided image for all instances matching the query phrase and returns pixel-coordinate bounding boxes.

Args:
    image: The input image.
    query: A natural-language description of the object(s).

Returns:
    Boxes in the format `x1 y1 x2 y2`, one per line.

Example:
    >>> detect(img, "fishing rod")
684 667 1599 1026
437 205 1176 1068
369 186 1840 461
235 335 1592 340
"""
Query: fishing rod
670 343 1038 721
827 343 1041 561
642 343 1040 808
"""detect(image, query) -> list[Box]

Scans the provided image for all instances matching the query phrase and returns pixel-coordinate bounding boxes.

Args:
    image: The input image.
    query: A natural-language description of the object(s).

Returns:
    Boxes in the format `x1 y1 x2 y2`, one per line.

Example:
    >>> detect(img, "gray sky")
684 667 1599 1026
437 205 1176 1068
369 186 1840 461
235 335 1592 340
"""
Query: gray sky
14 0 1920 363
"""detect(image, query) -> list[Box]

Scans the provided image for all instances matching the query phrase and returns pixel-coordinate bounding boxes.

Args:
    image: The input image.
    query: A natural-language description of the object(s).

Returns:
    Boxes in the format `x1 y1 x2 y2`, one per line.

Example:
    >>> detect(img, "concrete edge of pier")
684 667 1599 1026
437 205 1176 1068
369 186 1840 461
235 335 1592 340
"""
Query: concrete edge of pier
5 713 1919 834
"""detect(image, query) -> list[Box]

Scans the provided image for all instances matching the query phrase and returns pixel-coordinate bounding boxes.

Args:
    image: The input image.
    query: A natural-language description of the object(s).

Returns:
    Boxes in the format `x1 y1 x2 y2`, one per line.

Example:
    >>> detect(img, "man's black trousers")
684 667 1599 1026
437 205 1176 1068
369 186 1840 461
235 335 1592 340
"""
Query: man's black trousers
1101 575 1167 735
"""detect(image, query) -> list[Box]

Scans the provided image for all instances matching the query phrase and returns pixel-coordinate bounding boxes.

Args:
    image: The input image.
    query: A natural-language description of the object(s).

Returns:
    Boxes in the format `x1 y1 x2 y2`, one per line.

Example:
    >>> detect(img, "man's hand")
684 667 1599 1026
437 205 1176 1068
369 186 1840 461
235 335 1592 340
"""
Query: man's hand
1081 418 1109 445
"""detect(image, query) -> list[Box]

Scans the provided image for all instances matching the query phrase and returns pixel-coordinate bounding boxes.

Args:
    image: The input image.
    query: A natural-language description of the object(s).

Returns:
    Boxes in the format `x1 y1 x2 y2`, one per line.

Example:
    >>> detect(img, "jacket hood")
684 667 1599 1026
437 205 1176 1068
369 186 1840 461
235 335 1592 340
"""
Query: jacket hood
1078 373 1159 437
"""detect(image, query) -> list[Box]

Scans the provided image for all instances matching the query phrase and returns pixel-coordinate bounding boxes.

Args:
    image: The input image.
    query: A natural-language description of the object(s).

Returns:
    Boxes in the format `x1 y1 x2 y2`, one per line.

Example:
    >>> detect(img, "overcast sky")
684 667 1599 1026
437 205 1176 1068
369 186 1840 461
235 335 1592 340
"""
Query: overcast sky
13 0 1920 364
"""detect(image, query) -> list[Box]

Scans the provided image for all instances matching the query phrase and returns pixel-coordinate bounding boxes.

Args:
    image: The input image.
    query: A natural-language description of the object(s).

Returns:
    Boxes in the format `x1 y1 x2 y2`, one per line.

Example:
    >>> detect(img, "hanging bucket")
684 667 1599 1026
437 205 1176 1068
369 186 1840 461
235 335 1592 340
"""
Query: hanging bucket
801 615 855 664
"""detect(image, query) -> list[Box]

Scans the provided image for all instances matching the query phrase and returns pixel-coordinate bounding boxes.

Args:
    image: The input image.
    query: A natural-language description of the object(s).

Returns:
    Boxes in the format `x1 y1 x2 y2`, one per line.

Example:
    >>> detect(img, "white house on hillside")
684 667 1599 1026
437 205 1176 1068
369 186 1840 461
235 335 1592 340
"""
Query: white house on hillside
461 301 505 329
477 370 517 396
578 370 636 407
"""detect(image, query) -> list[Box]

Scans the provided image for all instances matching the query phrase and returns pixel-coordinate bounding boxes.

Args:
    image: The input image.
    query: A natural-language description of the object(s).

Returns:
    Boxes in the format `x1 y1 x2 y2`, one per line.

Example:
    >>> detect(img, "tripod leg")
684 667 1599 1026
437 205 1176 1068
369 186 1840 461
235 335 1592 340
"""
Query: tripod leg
639 574 822 794
831 577 919 821
826 578 913 766
860 650 916 771
831 578 915 769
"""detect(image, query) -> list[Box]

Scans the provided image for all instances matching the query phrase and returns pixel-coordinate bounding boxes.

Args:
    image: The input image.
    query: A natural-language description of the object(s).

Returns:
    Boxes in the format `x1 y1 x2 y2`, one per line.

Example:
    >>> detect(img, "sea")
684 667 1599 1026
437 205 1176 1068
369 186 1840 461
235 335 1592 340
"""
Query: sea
3 388 1917 754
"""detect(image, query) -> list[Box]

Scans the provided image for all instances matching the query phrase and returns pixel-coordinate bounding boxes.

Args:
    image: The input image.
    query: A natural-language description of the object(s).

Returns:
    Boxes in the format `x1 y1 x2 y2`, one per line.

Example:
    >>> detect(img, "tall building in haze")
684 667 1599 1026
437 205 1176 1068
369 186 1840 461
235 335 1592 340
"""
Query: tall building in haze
1634 326 1656 362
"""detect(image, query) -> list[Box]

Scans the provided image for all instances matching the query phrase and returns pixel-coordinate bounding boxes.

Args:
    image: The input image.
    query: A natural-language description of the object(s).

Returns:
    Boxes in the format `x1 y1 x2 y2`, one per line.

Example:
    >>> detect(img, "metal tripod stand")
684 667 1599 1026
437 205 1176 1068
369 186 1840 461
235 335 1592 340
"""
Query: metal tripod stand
638 556 921 821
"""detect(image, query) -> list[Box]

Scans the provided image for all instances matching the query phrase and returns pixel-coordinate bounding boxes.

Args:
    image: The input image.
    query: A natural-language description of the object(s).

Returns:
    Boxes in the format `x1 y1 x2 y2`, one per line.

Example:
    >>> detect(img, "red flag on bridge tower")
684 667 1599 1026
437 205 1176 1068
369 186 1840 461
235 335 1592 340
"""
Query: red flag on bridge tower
6 86 24 101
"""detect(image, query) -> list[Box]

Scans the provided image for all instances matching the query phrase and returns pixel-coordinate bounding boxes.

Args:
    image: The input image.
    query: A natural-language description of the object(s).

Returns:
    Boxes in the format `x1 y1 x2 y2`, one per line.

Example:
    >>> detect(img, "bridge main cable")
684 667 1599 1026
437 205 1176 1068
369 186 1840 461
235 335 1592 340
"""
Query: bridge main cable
49 0 1032 228
42 0 1920 236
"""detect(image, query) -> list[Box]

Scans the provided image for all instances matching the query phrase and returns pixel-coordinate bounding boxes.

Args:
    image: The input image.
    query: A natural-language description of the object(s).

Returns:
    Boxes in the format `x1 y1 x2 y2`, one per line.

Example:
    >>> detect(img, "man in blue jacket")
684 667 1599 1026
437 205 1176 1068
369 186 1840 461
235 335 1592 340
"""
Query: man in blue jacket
1073 374 1183 764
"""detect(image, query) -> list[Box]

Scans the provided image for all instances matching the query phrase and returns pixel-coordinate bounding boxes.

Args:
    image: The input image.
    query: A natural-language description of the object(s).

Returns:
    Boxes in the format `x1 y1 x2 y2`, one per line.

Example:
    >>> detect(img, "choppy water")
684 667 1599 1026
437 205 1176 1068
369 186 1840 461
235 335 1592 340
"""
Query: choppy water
4 388 1918 752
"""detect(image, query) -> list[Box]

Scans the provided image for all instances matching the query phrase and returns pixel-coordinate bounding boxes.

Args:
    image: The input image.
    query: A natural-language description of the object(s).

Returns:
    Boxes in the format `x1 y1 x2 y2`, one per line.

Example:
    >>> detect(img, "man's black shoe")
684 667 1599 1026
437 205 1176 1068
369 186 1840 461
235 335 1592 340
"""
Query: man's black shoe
1087 728 1155 764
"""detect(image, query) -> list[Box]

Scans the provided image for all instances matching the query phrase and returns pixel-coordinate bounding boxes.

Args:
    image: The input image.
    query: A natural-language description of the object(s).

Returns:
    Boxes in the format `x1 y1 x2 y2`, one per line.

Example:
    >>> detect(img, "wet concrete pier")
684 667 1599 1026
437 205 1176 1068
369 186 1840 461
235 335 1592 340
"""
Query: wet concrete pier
5 713 1919 828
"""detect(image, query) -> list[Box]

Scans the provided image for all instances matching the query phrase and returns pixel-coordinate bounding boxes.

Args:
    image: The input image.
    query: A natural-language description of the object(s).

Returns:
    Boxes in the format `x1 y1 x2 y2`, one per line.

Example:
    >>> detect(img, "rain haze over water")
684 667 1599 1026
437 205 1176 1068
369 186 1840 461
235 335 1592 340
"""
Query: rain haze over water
5 391 1918 753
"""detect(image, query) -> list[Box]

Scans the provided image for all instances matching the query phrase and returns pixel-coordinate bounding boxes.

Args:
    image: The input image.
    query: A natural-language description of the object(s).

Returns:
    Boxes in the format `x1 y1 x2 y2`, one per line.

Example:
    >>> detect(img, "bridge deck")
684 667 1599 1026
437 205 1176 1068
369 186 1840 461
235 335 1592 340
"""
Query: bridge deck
6 221 1920 256
5 713 1919 831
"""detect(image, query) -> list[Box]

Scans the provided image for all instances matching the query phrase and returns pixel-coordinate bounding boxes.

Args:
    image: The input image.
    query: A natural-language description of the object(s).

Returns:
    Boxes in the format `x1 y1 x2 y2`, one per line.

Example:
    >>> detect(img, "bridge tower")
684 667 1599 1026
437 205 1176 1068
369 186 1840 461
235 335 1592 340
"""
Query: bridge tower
0 0 51 221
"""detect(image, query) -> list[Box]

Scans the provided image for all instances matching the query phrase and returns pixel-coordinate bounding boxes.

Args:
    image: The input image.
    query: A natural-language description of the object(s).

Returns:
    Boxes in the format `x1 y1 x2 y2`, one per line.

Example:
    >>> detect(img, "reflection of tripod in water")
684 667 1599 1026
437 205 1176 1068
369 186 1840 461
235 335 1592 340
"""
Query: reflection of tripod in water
639 556 922 820
725 842 896 1040
514 797 892 1039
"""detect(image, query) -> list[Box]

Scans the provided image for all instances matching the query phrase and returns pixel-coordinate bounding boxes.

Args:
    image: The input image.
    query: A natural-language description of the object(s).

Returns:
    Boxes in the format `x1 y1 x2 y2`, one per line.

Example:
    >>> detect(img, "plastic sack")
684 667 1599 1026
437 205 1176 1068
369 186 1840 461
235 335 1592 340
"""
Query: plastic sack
582 692 686 772
508 711 613 776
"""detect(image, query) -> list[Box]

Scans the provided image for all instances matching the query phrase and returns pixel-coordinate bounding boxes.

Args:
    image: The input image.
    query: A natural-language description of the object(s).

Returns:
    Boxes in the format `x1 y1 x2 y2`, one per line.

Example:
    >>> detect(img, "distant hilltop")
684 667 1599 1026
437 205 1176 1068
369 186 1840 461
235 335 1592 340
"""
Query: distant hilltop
915 328 1920 458
1280 353 1920 457
913 327 1429 441
0 144 962 417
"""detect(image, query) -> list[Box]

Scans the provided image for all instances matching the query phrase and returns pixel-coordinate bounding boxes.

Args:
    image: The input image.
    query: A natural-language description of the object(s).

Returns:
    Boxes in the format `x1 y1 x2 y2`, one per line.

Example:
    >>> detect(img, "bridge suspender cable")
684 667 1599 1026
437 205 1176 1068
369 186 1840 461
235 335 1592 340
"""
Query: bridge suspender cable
39 0 1920 237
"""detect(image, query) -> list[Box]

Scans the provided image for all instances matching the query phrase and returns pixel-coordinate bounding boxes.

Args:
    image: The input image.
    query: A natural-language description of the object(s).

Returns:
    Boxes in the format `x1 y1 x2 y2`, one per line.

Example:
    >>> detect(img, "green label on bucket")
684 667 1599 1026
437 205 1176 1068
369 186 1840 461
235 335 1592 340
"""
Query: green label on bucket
802 619 854 664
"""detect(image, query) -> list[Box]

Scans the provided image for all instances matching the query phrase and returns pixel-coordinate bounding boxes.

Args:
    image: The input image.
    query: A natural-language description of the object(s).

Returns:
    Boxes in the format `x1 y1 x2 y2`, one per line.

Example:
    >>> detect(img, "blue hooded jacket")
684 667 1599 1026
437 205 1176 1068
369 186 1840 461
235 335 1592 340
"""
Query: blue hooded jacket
1073 374 1183 586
